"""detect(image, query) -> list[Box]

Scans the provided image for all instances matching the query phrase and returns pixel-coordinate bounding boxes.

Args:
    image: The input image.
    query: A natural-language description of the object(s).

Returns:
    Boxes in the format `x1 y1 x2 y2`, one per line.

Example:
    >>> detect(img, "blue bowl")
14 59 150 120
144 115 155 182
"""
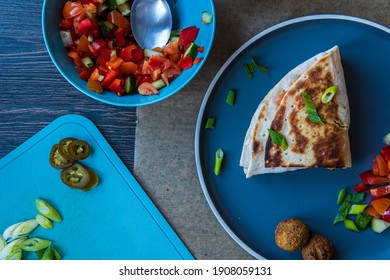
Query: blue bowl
42 0 215 107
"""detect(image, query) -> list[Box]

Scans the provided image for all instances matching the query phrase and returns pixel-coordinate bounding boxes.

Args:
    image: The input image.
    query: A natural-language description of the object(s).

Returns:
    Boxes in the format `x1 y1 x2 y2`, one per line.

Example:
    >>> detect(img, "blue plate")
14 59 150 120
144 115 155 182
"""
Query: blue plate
0 114 193 260
42 0 215 107
195 15 390 260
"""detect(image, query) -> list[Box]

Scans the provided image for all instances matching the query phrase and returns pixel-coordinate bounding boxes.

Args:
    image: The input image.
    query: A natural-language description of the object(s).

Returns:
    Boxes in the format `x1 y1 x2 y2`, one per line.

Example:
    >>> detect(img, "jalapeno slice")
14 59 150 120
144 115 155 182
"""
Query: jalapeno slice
60 163 90 189
58 137 77 159
81 166 99 192
67 140 91 160
49 144 74 169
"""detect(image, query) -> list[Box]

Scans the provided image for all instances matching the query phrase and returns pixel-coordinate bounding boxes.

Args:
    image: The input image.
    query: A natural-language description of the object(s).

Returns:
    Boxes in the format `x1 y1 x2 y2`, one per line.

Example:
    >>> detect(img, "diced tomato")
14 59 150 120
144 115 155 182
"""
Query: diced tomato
120 61 138 76
161 68 181 86
67 51 83 67
107 10 130 31
78 18 96 35
138 82 159 95
353 183 367 193
193 57 203 64
369 185 390 197
77 34 90 52
198 46 204 53
177 54 194 70
136 75 153 87
101 69 118 88
106 57 123 70
162 41 180 55
89 68 101 81
62 1 84 19
371 197 390 215
87 78 103 93
376 154 389 176
178 26 200 45
108 78 124 96
366 205 381 219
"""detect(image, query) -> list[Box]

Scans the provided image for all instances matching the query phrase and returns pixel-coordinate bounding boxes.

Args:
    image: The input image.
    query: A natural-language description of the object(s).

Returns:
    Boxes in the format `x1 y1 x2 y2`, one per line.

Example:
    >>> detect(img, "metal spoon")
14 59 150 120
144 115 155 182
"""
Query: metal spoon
130 0 172 50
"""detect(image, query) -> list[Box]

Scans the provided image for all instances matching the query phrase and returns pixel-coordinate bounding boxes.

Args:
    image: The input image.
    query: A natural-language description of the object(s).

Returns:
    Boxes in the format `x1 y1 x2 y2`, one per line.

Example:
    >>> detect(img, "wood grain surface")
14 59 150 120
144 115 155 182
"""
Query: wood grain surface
0 1 137 172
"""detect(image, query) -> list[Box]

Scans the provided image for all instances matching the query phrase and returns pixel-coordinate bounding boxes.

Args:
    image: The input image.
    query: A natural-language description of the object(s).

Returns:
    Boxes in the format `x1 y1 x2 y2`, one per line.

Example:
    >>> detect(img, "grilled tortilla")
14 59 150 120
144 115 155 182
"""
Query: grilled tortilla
240 46 351 177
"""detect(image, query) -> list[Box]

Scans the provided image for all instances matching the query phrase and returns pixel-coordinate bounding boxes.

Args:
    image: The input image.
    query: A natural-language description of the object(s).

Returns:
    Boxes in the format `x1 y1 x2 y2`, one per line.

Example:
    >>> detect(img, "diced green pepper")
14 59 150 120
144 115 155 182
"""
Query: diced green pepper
345 193 365 203
337 188 347 204
344 219 359 232
333 201 351 224
356 211 372 230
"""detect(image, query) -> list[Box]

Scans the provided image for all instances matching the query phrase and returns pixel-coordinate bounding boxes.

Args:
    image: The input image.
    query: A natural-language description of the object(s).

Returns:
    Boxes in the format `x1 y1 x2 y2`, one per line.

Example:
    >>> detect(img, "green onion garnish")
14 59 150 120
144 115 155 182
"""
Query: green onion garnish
226 89 236 105
244 63 253 79
21 238 52 252
321 85 338 103
251 57 269 73
268 129 288 151
204 117 215 129
35 198 62 222
301 92 324 124
214 148 224 176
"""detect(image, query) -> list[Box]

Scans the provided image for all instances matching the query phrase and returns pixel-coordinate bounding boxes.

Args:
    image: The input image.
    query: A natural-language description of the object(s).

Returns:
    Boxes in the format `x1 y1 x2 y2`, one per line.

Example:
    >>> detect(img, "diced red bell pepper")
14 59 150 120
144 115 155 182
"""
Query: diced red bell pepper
381 145 390 162
108 78 124 96
78 18 96 35
369 185 390 197
177 54 193 70
114 27 127 47
106 57 123 71
89 38 107 55
130 47 144 63
119 44 138 61
101 69 118 88
360 170 390 185
78 68 91 81
178 26 200 45
96 48 111 65
353 183 368 193
60 18 74 30
376 154 389 176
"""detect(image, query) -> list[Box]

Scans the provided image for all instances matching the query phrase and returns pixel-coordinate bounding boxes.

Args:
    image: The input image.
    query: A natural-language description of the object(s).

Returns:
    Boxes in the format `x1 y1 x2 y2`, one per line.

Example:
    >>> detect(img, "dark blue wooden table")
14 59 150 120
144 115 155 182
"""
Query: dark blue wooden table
0 1 137 171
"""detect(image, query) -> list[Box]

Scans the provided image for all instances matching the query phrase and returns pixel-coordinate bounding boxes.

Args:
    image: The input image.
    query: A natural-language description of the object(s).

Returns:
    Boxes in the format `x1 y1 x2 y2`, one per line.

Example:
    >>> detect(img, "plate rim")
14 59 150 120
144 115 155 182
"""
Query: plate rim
194 14 390 260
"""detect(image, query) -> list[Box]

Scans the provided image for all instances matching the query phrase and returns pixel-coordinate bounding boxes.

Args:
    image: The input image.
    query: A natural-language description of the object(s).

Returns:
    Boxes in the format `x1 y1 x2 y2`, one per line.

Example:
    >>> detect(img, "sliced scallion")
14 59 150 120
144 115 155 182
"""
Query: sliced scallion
117 2 131 16
244 63 253 79
36 214 54 229
383 133 390 145
321 85 338 103
301 92 323 124
21 238 52 252
204 117 215 129
214 148 224 176
268 129 288 151
226 89 236 105
2 219 38 242
251 57 269 73
35 198 62 223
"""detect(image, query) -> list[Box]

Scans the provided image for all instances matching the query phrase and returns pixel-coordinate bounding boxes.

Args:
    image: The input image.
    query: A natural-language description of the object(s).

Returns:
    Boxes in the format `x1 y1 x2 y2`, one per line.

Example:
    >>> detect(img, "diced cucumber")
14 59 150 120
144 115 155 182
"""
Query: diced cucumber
124 76 136 94
117 2 131 16
183 42 198 59
101 21 115 35
201 11 213 24
170 29 182 42
115 0 127 6
152 79 166 90
371 218 390 233
143 48 164 58
81 57 94 68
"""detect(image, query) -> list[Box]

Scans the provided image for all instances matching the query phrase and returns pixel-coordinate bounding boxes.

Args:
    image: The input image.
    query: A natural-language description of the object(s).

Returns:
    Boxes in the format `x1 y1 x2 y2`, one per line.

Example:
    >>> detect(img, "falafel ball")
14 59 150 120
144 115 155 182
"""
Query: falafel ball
302 234 334 260
275 218 310 252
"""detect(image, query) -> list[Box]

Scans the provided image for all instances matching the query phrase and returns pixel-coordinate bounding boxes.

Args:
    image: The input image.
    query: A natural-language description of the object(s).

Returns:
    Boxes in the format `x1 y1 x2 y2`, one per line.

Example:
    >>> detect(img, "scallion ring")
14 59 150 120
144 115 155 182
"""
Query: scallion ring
321 85 338 103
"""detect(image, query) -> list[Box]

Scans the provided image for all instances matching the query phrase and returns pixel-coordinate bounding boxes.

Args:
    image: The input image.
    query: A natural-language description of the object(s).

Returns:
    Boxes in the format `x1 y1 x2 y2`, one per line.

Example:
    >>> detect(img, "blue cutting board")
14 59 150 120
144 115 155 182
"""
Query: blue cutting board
0 114 193 260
